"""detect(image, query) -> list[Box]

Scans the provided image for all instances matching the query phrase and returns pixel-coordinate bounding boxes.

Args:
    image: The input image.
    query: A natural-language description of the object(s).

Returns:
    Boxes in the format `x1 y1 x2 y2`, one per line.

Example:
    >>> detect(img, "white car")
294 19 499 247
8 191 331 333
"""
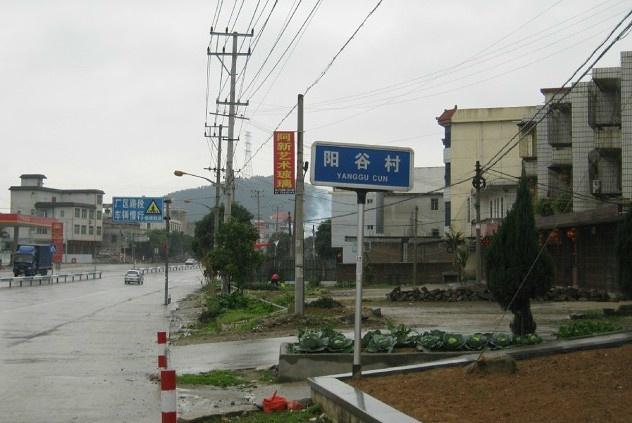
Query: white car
124 269 144 285
184 258 198 266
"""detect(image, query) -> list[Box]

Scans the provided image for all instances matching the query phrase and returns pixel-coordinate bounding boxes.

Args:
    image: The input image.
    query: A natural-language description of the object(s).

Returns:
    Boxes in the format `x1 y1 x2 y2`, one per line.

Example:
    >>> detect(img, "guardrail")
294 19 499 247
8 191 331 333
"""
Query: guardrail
138 264 201 274
0 264 201 288
0 271 103 288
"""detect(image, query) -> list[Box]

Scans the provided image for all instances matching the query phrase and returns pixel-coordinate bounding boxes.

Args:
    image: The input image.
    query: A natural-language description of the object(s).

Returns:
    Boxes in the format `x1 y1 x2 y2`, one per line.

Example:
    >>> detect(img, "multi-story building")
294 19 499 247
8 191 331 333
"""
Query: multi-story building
9 174 104 262
536 51 632 210
530 51 632 290
331 167 452 284
437 105 536 237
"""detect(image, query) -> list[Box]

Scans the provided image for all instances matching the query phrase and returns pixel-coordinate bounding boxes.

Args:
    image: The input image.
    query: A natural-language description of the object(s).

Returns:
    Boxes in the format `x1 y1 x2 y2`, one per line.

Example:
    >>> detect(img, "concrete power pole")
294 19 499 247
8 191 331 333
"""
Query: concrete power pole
208 29 252 224
251 189 263 238
472 161 486 284
413 205 418 286
294 94 305 316
164 199 172 306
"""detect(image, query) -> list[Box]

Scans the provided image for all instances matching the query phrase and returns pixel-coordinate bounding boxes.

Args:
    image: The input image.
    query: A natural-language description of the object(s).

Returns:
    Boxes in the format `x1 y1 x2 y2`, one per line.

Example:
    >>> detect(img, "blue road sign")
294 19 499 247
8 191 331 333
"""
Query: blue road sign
112 197 164 223
310 142 414 191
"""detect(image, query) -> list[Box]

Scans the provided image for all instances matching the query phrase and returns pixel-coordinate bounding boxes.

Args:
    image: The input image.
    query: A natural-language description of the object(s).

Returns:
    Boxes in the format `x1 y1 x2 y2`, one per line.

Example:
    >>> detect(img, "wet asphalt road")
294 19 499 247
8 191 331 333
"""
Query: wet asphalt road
0 264 203 423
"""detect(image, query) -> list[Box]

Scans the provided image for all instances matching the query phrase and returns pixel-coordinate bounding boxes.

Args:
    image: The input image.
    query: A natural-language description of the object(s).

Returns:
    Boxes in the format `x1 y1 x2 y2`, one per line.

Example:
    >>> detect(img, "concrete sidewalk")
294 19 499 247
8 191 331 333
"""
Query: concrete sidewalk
172 335 296 373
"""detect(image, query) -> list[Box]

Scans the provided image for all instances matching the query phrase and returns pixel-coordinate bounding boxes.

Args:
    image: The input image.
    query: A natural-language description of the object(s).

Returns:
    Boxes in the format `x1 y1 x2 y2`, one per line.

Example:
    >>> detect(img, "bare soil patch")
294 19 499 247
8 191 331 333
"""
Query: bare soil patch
351 344 632 423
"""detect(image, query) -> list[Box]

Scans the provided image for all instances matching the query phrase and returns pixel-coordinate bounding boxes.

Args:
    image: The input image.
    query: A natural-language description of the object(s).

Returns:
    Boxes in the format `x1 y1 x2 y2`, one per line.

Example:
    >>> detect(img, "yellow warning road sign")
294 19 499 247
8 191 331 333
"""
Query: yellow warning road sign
146 201 161 214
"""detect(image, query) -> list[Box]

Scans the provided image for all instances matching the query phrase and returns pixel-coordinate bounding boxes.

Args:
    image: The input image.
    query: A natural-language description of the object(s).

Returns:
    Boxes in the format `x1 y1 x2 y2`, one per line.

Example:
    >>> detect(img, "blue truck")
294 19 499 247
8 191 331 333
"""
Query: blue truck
13 244 54 277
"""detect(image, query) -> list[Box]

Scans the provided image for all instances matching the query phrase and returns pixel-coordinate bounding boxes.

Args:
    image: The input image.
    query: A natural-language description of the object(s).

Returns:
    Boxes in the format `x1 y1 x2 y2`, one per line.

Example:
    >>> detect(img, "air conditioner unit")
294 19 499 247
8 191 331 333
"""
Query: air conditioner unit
592 179 602 195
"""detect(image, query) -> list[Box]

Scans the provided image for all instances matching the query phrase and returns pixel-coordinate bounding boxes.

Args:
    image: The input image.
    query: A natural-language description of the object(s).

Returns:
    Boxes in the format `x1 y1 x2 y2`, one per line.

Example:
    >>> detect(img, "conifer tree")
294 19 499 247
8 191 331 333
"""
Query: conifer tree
486 174 554 335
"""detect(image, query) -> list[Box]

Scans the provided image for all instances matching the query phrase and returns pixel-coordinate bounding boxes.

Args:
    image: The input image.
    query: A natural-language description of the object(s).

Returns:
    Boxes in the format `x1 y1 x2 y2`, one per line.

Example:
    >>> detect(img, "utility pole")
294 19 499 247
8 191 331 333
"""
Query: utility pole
472 161 486 285
295 94 305 316
164 198 172 306
413 205 418 287
275 206 280 233
214 126 223 248
251 189 263 239
204 123 224 297
208 29 252 224
288 211 293 256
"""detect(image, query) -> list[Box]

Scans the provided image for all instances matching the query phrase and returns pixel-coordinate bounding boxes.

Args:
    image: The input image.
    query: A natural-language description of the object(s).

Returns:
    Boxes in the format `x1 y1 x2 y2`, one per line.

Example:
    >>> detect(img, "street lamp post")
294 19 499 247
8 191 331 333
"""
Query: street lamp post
175 170 221 296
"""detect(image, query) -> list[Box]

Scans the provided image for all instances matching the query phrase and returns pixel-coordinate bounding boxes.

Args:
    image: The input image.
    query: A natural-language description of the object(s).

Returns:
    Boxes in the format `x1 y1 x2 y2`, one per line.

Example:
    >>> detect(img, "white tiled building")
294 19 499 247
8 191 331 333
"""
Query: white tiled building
9 174 104 261
536 51 632 210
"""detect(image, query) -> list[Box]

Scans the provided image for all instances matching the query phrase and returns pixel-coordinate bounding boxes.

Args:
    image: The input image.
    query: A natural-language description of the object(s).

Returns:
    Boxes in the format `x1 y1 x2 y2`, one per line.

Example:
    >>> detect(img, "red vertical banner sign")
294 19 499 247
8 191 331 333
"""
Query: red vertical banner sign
51 222 64 263
273 131 296 194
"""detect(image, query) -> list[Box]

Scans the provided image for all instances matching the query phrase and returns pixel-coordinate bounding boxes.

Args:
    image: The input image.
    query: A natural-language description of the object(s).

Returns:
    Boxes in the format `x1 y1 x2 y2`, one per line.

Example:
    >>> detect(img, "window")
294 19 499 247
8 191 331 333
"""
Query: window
60 210 65 218
431 198 439 211
367 225 374 231
81 209 87 219
444 163 451 186
97 226 102 236
75 208 80 218
367 198 373 204
89 226 94 235
89 210 95 219
444 201 451 227
74 224 80 234
81 225 87 235
97 211 102 220
432 228 440 238
97 194 103 205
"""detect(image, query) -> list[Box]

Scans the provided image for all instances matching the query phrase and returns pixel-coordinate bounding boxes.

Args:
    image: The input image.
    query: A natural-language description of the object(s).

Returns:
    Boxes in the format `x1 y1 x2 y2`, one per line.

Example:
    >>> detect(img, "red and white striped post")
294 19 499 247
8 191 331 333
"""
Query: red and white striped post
157 331 168 369
160 369 177 423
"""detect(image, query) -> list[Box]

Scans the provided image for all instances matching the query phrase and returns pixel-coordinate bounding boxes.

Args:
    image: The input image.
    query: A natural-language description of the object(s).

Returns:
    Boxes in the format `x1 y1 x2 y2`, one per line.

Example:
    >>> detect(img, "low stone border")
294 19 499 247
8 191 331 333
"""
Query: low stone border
308 332 632 423
387 285 620 302
278 342 464 382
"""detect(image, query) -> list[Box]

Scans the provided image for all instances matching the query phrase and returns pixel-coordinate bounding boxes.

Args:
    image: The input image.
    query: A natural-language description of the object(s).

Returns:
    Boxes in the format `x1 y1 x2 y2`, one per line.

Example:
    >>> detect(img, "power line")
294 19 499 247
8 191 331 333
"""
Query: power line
239 0 384 173
482 9 632 173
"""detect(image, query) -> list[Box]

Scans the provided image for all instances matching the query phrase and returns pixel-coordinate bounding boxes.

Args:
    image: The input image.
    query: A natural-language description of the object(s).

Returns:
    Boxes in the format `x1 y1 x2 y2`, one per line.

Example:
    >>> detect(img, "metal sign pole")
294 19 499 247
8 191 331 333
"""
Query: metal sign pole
352 190 367 378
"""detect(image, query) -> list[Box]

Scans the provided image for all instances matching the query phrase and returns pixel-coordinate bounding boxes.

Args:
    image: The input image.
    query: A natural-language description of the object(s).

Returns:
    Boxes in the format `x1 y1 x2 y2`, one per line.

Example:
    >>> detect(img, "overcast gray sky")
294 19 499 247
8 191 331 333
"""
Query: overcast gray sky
1 0 631 209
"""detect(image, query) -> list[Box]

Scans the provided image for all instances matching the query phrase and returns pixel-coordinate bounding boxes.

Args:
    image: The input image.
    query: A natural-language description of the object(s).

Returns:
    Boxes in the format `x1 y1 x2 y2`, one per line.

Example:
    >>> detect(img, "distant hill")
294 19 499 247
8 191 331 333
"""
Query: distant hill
167 175 331 225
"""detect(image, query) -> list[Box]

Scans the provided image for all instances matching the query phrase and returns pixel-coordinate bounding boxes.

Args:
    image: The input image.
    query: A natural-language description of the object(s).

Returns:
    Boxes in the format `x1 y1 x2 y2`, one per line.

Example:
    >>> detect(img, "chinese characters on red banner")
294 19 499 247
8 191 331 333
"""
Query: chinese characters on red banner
273 131 295 194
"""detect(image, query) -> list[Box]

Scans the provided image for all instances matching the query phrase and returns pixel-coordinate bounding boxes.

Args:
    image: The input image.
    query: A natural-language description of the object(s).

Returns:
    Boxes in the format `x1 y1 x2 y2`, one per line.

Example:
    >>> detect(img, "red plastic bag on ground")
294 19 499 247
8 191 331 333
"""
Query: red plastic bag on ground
262 391 288 413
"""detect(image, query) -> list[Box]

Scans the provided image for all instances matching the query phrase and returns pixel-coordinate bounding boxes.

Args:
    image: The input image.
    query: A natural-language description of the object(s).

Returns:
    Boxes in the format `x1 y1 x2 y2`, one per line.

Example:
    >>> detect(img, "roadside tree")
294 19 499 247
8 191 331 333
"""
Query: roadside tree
486 174 554 335
207 218 262 293
192 203 253 258
315 219 336 259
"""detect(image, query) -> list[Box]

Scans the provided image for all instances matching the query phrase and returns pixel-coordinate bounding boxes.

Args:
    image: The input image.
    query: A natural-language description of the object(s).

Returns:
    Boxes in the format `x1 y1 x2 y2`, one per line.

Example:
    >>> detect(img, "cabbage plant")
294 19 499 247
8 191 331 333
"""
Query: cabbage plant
366 334 397 353
327 333 353 353
387 322 418 347
416 333 444 351
294 329 328 353
362 330 382 348
465 333 489 350
443 333 466 351
490 333 513 348
513 333 542 345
